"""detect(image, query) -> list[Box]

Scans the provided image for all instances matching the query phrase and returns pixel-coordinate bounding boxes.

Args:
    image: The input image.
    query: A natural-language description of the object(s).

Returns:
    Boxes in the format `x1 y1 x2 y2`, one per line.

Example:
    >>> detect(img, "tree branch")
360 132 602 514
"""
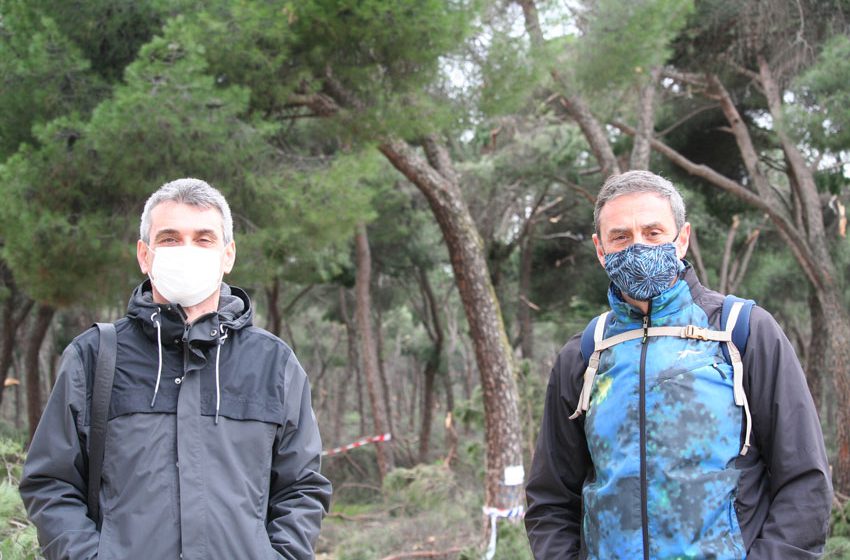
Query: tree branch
630 67 661 170
544 174 596 205
612 120 822 289
719 215 740 294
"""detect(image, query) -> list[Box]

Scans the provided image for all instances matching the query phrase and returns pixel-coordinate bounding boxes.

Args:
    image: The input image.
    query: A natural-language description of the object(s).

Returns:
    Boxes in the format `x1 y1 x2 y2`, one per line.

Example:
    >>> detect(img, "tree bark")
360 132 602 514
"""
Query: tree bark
0 294 34 407
354 224 394 479
806 290 825 414
417 267 444 463
375 302 395 437
265 279 281 337
630 67 660 170
517 231 535 360
26 304 55 443
379 137 523 510
339 287 366 436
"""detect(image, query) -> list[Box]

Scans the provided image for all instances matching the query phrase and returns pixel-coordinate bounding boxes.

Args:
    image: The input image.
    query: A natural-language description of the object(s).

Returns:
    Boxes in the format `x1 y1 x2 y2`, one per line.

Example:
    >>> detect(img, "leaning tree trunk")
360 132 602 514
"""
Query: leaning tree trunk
380 137 523 512
354 224 394 479
25 304 55 443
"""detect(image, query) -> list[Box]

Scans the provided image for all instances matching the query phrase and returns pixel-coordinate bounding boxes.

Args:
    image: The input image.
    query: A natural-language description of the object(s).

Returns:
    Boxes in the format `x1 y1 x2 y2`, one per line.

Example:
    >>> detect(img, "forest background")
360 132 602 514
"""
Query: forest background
1 0 849 558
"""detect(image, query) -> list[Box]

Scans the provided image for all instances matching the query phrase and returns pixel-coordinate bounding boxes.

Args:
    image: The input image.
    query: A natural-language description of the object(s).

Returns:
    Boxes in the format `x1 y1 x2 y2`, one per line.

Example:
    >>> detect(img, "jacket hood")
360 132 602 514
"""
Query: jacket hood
126 279 253 345
126 279 255 423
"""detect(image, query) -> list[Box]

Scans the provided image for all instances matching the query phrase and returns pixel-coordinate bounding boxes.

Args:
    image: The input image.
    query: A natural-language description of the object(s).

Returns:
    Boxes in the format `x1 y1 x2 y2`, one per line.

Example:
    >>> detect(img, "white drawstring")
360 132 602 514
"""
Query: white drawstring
214 327 228 425
150 311 163 408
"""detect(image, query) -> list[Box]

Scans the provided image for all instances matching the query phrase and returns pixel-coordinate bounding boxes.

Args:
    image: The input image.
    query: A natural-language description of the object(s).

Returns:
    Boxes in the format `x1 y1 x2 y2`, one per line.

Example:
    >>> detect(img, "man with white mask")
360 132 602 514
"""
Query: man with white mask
21 178 332 560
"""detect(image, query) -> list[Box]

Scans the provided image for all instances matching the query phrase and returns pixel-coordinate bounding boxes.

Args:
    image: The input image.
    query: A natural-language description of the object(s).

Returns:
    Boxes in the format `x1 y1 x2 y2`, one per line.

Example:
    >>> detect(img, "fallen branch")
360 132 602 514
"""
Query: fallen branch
380 546 466 560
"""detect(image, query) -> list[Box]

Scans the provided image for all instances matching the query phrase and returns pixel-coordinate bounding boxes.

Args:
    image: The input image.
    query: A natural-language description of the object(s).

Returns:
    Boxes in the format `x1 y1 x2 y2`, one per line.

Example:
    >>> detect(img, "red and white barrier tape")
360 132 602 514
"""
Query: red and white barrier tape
322 433 392 457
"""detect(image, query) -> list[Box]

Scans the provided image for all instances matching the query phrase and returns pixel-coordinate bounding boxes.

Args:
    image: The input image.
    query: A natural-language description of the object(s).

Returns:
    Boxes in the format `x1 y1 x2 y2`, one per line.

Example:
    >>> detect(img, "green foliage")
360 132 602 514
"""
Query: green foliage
834 499 850 539
458 521 533 560
234 151 378 288
826 537 850 560
0 438 39 560
477 26 547 117
383 464 458 514
790 34 850 153
0 120 132 307
574 0 694 93
26 0 174 82
0 1 102 158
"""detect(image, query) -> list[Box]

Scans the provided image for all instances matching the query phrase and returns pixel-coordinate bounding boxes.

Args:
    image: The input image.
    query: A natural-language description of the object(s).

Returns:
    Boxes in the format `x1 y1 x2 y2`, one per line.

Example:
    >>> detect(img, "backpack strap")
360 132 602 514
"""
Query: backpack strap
570 297 756 456
571 312 609 419
720 295 756 456
720 295 755 362
88 322 117 529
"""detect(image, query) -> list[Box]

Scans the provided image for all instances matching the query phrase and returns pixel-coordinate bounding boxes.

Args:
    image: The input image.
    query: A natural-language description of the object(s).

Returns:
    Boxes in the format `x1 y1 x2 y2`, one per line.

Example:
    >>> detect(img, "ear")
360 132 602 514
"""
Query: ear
676 222 691 260
222 240 236 274
592 233 607 268
137 240 152 275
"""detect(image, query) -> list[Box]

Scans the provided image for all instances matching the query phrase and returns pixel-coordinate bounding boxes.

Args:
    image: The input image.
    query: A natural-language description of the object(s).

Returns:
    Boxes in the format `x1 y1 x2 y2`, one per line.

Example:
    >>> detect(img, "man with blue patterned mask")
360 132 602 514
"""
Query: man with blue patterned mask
526 171 831 559
591 175 690 308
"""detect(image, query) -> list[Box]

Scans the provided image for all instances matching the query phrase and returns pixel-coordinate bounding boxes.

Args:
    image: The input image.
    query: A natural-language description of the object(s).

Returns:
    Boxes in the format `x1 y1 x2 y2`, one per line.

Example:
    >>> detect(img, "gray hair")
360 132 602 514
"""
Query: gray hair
139 178 234 244
593 170 686 235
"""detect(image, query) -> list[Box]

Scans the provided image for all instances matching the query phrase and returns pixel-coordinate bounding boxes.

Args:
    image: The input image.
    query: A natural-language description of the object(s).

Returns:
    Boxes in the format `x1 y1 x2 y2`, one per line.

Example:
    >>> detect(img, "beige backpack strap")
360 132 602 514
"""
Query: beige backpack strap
593 325 731 352
569 311 746 425
570 312 609 420
724 301 752 455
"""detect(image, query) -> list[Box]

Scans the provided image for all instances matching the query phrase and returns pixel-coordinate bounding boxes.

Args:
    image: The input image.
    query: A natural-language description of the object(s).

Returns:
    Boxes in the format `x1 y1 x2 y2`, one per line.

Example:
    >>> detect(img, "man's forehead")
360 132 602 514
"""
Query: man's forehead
148 201 224 234
599 192 675 227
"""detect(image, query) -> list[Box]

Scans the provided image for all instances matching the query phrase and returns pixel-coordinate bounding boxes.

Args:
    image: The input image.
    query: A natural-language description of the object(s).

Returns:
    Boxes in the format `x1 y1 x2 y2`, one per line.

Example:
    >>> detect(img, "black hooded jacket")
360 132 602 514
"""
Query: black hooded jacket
21 281 332 560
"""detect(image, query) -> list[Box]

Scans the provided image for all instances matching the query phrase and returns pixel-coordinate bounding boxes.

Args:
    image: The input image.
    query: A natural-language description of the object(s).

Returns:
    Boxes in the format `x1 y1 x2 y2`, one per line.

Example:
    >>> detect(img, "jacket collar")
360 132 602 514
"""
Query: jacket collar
126 279 253 347
607 262 698 322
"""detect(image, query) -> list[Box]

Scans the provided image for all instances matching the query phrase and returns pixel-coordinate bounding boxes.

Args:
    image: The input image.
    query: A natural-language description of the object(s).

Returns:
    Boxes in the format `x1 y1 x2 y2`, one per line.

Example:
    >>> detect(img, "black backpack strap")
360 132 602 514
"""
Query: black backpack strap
89 322 116 528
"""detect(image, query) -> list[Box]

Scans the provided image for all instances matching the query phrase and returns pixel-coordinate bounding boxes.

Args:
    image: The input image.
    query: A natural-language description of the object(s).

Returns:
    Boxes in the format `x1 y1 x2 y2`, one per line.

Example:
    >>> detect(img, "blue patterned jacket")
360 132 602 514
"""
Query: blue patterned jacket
525 267 832 559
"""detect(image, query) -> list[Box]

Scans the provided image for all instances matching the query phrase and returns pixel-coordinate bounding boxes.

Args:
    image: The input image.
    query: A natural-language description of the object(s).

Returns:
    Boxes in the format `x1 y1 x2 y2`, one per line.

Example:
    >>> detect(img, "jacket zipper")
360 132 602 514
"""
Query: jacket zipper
640 306 651 560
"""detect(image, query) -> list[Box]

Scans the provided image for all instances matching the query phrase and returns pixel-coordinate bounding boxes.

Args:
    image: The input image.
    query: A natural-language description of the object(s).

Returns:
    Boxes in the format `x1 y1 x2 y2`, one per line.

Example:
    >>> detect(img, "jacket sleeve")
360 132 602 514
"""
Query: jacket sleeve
525 335 592 560
267 352 332 559
743 307 833 559
19 343 100 560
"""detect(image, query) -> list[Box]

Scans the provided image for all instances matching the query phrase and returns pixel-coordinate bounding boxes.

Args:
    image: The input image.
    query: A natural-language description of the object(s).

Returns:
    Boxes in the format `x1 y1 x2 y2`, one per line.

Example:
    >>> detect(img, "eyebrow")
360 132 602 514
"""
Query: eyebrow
153 228 220 240
606 222 668 236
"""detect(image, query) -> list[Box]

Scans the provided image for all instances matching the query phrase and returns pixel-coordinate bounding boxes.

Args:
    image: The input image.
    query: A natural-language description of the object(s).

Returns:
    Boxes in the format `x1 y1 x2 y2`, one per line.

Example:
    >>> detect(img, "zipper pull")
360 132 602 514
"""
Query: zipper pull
642 314 649 344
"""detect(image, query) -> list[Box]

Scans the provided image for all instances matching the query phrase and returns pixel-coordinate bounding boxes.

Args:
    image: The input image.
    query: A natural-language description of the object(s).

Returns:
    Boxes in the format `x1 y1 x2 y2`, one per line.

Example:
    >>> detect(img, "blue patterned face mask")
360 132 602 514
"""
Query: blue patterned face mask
603 242 681 301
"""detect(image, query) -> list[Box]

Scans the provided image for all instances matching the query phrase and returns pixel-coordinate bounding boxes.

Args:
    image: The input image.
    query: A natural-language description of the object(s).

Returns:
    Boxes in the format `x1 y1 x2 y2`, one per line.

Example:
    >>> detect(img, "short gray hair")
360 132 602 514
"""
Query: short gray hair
139 178 233 244
593 170 686 235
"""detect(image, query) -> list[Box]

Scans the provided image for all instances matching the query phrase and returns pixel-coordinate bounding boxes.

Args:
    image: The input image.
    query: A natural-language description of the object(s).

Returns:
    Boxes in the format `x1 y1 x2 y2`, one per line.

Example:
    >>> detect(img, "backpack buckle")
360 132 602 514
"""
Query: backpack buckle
683 325 710 340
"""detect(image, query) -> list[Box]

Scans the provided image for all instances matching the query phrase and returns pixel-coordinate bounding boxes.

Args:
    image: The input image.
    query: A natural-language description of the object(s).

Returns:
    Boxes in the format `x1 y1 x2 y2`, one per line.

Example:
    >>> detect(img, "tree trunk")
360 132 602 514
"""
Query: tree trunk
266 279 282 337
354 224 394 479
375 302 395 437
417 267 444 463
339 287 366 436
26 304 55 443
629 67 660 170
0 296 34 407
380 137 523 511
806 290 825 414
517 232 535 360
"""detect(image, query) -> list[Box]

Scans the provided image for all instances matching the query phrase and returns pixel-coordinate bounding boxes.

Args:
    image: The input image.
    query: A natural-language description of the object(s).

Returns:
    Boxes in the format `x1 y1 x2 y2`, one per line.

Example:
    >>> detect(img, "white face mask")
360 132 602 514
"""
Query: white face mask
149 245 224 307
